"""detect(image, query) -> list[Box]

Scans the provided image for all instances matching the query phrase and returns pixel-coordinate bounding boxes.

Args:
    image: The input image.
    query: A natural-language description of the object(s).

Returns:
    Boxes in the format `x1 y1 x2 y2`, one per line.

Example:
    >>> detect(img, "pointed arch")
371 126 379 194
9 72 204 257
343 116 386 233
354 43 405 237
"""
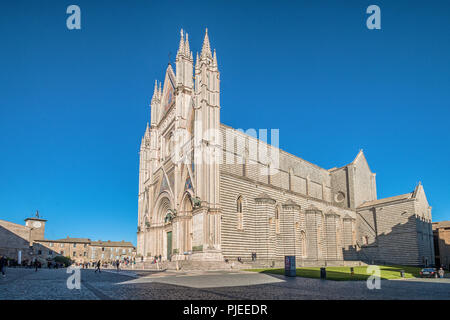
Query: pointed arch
300 230 307 257
180 191 194 215
236 195 244 230
180 191 194 253
153 191 175 225
275 205 280 234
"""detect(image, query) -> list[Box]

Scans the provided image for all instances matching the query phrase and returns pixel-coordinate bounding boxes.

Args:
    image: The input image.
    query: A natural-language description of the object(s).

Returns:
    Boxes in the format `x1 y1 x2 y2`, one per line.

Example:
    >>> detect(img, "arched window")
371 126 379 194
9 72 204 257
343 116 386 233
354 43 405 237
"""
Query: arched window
182 194 193 213
237 196 243 230
275 207 280 234
300 230 307 258
363 236 369 246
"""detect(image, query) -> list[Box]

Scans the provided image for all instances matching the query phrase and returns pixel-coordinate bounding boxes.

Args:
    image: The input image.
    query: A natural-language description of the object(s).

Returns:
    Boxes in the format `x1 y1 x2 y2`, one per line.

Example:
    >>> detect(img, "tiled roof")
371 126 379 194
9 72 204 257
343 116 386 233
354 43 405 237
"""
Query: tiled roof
90 240 135 248
36 236 135 248
39 237 91 243
358 193 413 208
432 221 450 229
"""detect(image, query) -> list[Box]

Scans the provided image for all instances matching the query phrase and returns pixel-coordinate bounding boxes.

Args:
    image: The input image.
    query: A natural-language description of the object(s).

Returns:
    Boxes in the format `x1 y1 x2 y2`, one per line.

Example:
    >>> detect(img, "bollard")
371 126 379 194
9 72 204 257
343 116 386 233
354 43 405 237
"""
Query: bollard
320 267 326 279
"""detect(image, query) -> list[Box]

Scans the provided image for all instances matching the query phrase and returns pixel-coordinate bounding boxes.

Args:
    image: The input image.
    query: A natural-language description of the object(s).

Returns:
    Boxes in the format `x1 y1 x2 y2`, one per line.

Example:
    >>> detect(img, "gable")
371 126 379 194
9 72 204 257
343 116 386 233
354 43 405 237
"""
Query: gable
353 150 373 174
413 183 431 219
159 65 176 122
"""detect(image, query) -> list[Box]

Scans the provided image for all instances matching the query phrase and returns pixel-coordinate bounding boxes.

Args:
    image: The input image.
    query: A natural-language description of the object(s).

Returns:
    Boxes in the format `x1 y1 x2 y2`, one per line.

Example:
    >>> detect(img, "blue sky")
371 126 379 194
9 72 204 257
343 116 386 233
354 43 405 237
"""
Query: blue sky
1 0 449 245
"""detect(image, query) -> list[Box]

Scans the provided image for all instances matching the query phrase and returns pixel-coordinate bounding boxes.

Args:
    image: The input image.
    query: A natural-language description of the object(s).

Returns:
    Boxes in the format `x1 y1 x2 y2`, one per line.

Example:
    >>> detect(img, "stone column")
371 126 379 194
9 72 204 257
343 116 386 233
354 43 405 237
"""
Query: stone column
305 206 322 261
325 212 339 261
254 193 276 264
190 206 223 261
281 200 301 257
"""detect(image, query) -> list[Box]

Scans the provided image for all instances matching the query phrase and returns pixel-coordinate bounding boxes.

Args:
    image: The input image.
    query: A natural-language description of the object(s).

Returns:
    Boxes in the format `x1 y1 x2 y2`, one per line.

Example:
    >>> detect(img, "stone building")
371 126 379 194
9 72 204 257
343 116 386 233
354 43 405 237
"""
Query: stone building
89 240 136 263
0 214 49 263
0 214 136 264
36 238 135 264
433 221 450 269
36 237 90 263
136 29 434 267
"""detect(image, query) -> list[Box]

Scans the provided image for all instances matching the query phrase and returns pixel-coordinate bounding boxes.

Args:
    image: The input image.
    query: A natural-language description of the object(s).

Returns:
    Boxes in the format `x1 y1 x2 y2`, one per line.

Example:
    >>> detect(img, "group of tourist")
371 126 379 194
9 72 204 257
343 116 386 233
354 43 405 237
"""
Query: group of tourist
0 255 40 275
150 255 162 264
47 261 64 269
76 262 92 269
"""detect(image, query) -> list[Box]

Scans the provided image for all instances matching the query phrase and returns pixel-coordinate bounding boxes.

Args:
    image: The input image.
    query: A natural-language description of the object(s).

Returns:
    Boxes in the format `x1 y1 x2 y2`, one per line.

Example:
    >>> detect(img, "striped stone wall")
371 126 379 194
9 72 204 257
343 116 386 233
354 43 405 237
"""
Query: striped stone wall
356 198 434 266
219 172 356 265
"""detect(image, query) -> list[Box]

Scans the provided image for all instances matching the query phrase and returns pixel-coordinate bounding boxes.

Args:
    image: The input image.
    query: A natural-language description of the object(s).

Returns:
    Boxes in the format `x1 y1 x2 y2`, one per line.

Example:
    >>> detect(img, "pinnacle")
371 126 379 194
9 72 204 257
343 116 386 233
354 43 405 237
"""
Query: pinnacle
213 49 217 66
184 33 190 57
201 28 212 58
177 28 185 56
151 80 158 102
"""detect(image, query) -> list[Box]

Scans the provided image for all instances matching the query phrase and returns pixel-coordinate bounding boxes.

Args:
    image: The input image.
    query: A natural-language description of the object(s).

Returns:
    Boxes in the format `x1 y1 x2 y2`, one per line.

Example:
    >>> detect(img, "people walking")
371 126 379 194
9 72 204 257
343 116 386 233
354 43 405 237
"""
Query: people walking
95 260 101 273
438 267 445 279
116 260 120 272
0 255 6 277
34 259 39 272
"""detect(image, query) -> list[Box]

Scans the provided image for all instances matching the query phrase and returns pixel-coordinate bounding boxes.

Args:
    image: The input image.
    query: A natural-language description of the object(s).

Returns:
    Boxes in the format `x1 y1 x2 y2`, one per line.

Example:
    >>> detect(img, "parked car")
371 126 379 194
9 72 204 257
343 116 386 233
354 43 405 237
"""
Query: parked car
420 268 437 278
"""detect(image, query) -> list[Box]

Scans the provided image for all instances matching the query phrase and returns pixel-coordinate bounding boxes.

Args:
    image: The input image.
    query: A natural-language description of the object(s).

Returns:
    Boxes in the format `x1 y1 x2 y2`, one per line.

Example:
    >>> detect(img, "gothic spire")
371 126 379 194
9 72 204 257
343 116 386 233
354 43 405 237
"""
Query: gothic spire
213 49 218 67
177 28 185 57
184 32 190 57
151 79 158 102
195 52 200 69
145 122 150 138
201 28 212 59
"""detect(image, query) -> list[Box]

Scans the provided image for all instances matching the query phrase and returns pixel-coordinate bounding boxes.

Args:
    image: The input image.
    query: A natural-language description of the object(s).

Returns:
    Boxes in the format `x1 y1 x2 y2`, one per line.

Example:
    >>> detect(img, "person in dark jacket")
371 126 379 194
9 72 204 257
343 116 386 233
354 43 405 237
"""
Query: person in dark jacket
95 260 101 273
0 255 6 277
34 259 39 272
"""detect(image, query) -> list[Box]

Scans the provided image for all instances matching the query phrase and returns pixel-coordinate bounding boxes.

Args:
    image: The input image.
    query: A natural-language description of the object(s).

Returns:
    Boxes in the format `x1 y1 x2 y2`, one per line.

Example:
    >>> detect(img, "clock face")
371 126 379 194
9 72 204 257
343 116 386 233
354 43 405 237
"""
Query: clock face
33 221 42 228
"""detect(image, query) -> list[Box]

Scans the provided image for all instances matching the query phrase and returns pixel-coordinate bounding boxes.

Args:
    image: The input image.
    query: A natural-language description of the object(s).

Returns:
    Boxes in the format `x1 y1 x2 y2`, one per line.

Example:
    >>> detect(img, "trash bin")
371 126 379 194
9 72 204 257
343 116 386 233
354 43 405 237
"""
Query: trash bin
400 270 405 278
320 267 326 279
284 256 296 277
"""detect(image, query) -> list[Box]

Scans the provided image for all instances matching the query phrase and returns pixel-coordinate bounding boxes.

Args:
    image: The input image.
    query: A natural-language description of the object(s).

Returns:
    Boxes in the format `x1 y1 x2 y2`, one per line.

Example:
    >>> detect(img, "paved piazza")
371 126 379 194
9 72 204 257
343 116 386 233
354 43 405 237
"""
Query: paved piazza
0 267 449 300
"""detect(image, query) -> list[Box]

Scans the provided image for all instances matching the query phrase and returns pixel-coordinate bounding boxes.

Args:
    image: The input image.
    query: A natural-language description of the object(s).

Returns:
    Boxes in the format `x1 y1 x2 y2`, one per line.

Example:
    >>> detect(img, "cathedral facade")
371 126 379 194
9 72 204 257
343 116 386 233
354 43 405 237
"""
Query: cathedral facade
137 29 435 267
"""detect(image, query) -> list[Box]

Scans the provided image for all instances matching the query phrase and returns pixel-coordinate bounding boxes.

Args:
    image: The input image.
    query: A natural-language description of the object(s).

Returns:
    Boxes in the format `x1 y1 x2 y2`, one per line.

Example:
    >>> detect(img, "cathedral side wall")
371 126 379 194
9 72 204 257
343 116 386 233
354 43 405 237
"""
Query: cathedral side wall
356 200 422 265
220 125 332 203
330 167 350 209
219 171 356 263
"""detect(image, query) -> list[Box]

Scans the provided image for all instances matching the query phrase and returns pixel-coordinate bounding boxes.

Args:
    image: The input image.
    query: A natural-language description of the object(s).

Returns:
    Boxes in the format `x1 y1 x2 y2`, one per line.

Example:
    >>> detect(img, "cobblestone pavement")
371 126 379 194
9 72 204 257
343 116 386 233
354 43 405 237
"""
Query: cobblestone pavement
0 267 449 300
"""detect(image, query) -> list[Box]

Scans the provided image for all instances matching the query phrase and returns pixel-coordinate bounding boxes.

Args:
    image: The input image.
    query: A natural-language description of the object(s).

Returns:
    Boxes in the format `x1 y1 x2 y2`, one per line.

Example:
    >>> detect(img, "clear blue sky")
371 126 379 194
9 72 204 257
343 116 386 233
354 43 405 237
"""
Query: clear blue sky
1 0 449 245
